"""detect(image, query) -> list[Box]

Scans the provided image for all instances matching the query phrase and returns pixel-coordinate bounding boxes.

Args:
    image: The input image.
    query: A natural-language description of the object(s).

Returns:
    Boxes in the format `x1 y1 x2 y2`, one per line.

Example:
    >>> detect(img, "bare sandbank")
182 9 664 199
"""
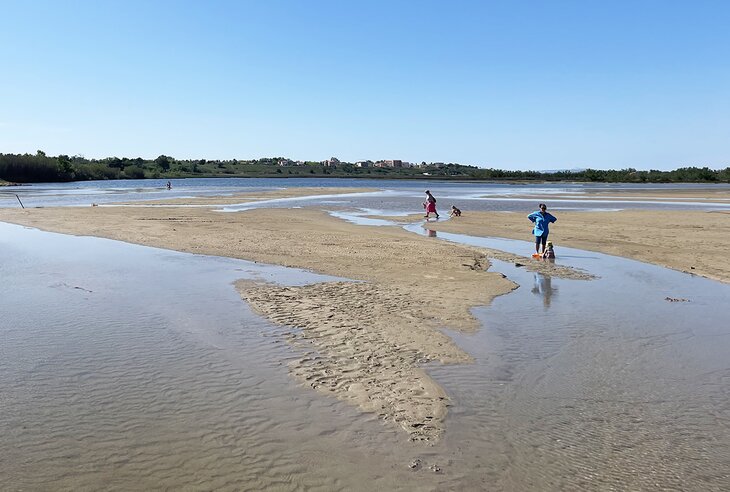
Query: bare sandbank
1 188 594 441
15 187 729 442
425 209 730 284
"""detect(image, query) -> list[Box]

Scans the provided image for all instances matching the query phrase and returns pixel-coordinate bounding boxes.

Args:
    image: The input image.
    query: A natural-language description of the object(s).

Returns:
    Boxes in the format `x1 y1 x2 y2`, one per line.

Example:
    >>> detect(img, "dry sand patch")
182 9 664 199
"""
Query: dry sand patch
426 210 730 283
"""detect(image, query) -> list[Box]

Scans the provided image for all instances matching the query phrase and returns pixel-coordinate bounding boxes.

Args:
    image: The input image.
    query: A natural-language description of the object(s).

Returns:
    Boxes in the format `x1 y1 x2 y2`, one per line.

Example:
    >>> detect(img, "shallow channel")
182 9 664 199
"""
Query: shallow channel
0 223 440 491
403 223 730 491
2 219 728 490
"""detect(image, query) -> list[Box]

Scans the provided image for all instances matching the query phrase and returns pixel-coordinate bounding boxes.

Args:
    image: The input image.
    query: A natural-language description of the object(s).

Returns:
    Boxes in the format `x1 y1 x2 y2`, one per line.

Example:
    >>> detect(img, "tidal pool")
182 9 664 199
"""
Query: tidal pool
0 223 429 491
407 225 730 490
2 221 728 490
4 178 729 211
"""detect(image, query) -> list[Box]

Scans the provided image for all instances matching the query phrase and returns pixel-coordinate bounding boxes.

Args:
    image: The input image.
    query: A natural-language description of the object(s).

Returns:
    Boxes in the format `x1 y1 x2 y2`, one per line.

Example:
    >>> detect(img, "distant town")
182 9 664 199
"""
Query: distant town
298 157 435 170
277 157 458 175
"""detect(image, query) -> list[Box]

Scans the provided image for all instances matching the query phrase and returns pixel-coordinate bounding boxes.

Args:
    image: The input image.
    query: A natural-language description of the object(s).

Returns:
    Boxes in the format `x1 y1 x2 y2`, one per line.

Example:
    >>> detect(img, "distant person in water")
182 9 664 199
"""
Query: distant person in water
542 241 556 259
423 190 439 218
166 181 172 190
528 203 557 255
449 205 462 217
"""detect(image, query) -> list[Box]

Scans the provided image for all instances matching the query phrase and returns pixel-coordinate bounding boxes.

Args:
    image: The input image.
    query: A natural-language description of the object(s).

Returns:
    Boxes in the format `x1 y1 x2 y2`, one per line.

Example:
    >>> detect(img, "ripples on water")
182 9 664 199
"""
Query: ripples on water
2 209 729 490
420 230 730 491
0 224 432 491
3 177 730 212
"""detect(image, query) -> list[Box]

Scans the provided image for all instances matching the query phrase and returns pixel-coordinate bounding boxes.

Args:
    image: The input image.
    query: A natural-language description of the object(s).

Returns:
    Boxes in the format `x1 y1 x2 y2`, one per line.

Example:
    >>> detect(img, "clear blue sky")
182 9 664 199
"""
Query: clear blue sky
1 1 728 170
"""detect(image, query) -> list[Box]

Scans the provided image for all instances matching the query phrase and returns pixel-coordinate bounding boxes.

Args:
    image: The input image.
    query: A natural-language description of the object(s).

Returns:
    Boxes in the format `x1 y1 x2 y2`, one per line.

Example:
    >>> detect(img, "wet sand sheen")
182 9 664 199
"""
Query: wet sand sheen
2 187 729 490
424 209 730 283
238 281 464 442
0 223 449 491
0 192 596 442
4 222 727 490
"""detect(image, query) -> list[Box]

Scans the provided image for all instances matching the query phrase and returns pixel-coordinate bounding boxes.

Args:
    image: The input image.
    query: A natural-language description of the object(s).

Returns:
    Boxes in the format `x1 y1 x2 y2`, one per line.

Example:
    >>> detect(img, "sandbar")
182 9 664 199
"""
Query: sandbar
1 188 590 441
4 186 725 442
426 209 730 283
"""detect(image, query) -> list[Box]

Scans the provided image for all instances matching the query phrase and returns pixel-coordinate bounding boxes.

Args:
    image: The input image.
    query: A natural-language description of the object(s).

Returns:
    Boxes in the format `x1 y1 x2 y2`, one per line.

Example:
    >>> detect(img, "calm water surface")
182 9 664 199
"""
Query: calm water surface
407 225 730 491
2 177 729 212
0 223 430 491
2 192 729 489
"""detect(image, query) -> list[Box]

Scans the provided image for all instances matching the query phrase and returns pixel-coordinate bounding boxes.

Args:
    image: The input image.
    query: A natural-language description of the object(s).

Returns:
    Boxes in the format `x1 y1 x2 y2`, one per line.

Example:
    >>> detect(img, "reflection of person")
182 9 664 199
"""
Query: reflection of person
528 203 557 254
531 272 555 308
423 190 439 219
449 205 461 217
542 241 555 259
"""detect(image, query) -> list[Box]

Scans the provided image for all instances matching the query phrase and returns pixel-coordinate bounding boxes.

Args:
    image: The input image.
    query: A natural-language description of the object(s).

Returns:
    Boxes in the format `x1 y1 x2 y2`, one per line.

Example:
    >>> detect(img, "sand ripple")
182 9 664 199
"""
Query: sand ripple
238 281 473 442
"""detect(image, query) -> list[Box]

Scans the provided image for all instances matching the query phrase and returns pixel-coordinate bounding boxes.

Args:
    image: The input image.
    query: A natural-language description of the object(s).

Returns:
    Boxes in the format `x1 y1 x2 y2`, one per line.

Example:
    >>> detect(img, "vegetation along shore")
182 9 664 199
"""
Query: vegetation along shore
1 151 728 183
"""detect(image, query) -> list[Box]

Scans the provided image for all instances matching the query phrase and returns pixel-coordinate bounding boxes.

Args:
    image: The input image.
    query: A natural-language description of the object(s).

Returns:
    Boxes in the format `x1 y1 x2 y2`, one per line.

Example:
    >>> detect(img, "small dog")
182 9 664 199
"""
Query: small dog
542 241 555 259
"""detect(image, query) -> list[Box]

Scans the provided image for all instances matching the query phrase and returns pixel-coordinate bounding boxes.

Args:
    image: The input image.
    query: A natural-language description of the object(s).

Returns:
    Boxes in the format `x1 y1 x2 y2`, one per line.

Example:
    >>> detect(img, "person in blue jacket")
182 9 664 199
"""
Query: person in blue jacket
528 203 557 255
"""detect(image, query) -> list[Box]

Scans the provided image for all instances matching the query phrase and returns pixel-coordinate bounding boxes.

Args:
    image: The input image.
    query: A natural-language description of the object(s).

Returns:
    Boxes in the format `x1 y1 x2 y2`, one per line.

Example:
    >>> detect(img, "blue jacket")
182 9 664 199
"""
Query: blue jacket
528 211 557 236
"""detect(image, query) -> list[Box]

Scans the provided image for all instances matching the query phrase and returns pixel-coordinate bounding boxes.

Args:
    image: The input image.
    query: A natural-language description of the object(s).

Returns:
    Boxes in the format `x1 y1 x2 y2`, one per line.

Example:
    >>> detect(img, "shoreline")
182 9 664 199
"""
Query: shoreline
5 176 730 186
424 210 730 284
3 188 727 439
0 189 556 441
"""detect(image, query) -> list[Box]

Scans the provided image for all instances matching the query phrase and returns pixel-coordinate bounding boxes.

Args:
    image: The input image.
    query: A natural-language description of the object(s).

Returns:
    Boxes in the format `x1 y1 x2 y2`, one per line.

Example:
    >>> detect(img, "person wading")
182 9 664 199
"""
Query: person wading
423 190 439 219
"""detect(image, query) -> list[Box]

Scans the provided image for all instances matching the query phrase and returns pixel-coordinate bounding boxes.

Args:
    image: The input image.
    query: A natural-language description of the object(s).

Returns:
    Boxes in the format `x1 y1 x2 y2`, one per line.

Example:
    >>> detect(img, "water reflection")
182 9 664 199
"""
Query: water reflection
1 223 429 491
411 228 730 491
4 178 730 211
5 218 730 490
531 272 556 308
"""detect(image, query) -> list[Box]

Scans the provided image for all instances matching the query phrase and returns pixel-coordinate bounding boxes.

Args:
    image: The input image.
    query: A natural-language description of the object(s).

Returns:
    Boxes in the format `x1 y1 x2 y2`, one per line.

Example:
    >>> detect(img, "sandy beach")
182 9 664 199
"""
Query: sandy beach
1 187 727 441
6 2 729 486
0 187 597 441
424 209 730 284
486 188 730 202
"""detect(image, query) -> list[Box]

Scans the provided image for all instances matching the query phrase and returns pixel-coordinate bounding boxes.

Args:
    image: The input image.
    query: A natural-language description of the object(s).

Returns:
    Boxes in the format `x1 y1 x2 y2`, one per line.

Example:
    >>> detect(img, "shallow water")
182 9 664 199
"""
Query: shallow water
407 225 730 490
2 219 729 490
0 223 442 491
2 177 729 212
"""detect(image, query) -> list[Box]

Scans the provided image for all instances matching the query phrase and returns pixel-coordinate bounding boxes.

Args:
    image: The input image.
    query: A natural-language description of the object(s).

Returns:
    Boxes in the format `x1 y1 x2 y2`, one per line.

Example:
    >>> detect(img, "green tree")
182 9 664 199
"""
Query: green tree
155 155 172 171
57 154 74 177
107 157 124 169
123 165 145 179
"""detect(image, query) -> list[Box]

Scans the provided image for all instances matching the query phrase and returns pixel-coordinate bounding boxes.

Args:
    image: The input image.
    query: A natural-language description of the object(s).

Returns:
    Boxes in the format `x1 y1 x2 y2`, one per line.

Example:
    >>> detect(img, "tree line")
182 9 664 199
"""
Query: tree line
1 151 729 184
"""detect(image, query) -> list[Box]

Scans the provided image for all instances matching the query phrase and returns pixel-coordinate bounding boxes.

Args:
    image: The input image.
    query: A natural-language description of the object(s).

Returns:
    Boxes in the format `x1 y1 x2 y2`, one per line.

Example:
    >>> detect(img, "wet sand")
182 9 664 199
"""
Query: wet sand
424 209 730 283
488 188 730 202
0 188 593 441
2 186 729 489
119 186 378 206
4 217 729 490
1 188 726 439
